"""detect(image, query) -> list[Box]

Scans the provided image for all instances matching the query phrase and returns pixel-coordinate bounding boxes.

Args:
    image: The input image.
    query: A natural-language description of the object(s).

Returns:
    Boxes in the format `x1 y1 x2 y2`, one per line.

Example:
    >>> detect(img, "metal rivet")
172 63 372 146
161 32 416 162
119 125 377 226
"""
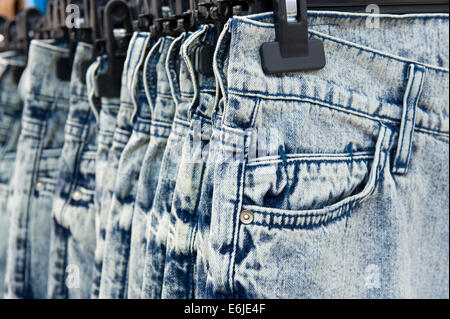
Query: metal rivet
240 210 254 225
34 181 44 192
72 189 83 201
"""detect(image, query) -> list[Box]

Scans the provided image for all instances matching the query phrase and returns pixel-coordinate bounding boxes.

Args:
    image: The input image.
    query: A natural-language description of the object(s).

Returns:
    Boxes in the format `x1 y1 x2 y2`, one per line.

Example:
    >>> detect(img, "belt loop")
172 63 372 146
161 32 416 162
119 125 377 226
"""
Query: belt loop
392 64 425 175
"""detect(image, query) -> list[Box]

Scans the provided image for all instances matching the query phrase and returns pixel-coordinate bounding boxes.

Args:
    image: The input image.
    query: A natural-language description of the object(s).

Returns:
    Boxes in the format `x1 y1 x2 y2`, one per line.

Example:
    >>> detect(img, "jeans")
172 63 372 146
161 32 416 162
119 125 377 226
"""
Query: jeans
127 36 176 299
207 12 449 298
0 52 25 297
46 42 97 299
141 32 193 299
4 40 71 298
161 25 217 299
91 56 121 299
100 32 152 299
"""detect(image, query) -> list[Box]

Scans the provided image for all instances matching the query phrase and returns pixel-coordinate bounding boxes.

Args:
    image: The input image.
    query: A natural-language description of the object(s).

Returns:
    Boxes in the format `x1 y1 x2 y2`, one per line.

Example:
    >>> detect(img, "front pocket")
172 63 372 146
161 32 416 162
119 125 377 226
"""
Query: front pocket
241 125 390 229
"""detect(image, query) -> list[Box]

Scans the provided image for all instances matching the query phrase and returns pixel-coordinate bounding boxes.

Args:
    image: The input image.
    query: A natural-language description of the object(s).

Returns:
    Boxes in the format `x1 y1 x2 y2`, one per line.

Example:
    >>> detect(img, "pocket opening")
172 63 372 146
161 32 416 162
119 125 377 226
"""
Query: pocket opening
241 125 390 229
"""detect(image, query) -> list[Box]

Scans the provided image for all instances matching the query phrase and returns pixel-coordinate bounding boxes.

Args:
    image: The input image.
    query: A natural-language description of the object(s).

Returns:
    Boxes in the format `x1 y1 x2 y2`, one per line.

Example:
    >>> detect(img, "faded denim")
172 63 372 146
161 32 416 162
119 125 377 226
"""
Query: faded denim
90 56 121 299
4 40 71 299
141 32 193 299
100 32 152 299
161 25 217 299
47 43 97 299
0 52 25 297
127 36 176 299
207 12 449 299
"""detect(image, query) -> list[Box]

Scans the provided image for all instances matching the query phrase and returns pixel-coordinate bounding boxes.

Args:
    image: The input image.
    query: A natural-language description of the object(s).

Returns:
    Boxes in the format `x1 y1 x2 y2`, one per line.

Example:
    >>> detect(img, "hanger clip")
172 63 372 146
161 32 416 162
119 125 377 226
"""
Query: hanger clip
94 0 133 97
260 0 326 74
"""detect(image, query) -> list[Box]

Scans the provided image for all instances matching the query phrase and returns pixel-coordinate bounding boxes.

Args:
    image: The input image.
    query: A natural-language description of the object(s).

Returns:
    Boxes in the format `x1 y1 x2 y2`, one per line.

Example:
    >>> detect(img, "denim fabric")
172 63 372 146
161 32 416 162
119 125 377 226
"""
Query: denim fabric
194 110 222 299
100 32 152 299
0 52 25 297
91 56 121 299
207 12 449 299
127 36 175 299
141 32 193 299
161 25 217 299
46 42 97 299
4 40 71 298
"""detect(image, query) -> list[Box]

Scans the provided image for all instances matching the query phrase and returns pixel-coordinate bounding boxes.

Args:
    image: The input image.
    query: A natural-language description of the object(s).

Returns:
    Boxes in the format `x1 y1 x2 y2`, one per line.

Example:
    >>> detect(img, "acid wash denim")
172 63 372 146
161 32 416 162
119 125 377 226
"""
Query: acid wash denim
127 36 176 299
161 25 217 299
4 40 71 299
91 56 121 299
100 32 152 299
141 32 193 299
207 12 449 299
0 52 25 297
46 42 97 299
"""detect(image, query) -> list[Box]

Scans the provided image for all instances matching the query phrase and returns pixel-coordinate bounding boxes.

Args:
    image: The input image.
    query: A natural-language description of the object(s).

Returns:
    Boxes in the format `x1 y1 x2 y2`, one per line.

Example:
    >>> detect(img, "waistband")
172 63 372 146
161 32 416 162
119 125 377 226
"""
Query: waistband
150 36 176 124
0 53 23 113
115 32 150 116
181 25 217 121
24 39 71 104
130 32 152 121
215 12 449 136
64 42 97 141
144 37 162 114
87 56 102 123
0 51 26 68
167 32 195 122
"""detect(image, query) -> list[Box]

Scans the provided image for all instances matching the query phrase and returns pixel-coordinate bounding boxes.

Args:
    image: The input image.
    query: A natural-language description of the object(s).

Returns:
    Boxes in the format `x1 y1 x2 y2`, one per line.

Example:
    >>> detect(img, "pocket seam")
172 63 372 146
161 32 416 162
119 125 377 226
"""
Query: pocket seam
242 125 389 229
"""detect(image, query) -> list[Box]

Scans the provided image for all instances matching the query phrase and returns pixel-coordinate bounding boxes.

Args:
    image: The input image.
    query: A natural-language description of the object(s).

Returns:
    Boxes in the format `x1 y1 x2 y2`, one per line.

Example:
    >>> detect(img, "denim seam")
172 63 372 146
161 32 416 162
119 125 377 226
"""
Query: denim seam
156 92 174 98
229 158 245 299
228 89 448 136
22 120 47 297
403 68 424 171
249 98 261 128
27 93 70 103
246 155 373 168
379 125 394 177
150 133 170 139
151 120 173 128
187 159 207 257
394 67 416 173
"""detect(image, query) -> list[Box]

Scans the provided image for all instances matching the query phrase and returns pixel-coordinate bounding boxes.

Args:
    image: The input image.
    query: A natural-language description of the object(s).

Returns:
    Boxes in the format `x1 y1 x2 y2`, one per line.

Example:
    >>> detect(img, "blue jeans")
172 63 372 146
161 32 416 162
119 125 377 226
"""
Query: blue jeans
4 40 71 298
127 36 176 299
141 32 193 299
46 42 97 299
206 12 449 298
91 56 121 299
161 25 217 299
100 32 152 299
0 52 25 298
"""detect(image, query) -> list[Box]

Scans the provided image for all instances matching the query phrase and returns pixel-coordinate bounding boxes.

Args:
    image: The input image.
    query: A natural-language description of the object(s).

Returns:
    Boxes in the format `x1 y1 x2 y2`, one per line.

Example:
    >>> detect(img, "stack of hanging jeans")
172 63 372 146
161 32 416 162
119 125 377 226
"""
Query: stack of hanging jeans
0 12 448 299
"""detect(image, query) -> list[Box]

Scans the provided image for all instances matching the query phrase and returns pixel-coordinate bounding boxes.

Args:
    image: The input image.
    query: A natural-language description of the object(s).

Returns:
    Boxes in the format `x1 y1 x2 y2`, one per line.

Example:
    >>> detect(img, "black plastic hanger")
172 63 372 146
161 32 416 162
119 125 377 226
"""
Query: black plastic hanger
260 0 326 74
94 0 134 97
